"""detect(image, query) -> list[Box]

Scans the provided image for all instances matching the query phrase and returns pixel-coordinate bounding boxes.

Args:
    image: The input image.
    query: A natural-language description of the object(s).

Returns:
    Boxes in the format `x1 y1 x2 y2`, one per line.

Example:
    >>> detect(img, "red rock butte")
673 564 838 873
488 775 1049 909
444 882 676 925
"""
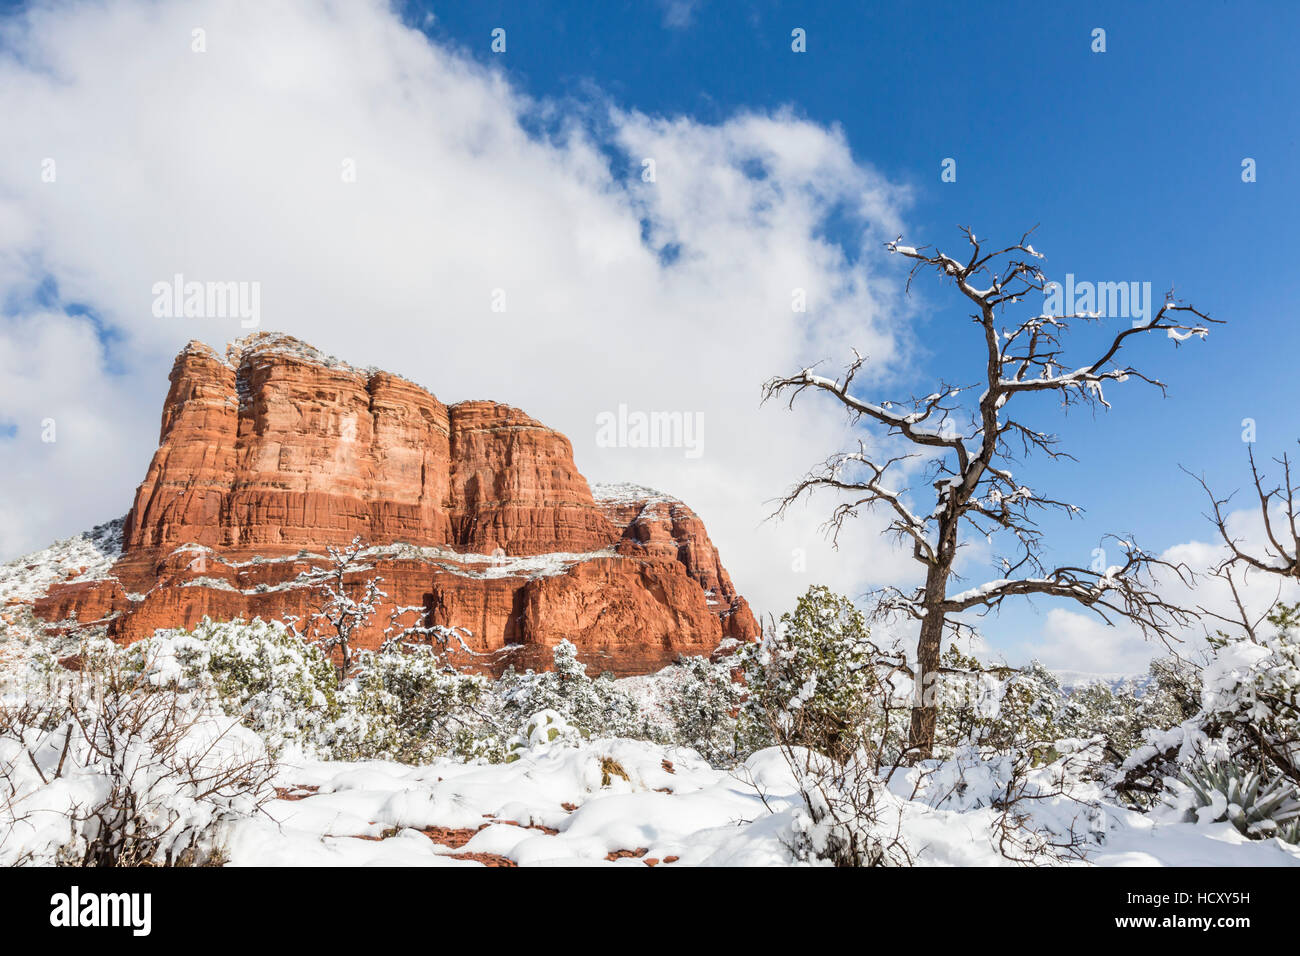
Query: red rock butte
30 333 758 675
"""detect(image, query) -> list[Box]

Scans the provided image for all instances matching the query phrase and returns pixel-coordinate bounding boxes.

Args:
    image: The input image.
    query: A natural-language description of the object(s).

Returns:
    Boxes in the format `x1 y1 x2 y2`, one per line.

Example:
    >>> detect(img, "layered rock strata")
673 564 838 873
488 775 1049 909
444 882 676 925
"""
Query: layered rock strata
25 334 757 676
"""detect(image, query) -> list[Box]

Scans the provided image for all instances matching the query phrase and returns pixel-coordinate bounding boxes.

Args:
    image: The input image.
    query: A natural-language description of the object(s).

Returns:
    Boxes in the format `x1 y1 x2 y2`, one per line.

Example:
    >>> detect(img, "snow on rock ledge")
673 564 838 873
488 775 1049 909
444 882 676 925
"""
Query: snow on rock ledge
12 334 758 677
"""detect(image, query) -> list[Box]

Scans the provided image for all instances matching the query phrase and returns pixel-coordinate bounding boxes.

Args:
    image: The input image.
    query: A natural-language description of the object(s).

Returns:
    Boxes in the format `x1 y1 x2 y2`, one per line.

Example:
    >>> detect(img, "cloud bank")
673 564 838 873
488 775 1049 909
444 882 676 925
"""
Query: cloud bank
0 0 915 623
1012 504 1300 678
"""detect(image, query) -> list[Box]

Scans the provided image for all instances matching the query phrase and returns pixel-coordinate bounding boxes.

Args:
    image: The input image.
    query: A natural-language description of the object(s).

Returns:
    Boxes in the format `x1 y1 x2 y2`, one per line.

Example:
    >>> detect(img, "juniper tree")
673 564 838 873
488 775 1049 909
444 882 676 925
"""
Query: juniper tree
765 227 1216 757
739 585 902 764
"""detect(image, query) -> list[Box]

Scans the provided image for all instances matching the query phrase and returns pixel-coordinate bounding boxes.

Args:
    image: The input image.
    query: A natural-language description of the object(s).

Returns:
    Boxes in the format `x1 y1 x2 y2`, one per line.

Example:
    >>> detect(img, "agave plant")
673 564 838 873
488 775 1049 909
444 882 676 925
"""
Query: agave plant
1169 758 1300 842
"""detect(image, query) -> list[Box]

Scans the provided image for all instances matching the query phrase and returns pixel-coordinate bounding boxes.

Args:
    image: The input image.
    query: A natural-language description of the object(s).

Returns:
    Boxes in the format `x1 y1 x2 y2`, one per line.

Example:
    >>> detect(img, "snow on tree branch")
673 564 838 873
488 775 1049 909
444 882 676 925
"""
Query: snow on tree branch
766 226 1219 757
290 536 387 684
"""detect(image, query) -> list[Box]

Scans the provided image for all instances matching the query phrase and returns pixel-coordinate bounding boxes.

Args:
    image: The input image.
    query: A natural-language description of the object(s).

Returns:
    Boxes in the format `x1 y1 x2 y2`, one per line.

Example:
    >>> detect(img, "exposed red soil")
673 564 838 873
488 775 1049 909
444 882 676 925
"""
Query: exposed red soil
273 785 320 801
606 847 649 861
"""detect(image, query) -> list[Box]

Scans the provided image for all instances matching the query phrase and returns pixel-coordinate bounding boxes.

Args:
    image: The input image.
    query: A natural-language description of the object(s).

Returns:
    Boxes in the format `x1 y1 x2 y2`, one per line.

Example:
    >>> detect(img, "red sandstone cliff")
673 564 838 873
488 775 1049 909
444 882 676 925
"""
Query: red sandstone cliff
25 333 757 676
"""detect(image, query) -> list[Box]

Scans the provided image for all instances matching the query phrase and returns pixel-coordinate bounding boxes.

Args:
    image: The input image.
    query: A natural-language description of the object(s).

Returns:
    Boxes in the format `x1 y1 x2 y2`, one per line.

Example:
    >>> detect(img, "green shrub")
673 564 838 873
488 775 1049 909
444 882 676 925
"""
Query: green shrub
124 618 338 756
498 640 643 740
739 586 893 762
327 646 500 762
667 653 746 766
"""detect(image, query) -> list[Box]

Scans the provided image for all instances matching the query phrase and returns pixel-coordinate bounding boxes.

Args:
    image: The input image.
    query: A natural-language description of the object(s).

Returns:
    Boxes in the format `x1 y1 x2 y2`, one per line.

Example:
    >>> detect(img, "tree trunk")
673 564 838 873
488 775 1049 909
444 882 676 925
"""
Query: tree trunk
908 564 949 759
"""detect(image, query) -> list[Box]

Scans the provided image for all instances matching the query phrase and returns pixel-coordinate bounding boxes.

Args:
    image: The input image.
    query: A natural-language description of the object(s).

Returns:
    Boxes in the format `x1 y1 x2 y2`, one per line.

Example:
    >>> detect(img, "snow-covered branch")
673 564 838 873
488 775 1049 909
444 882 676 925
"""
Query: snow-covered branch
767 226 1219 756
771 443 937 563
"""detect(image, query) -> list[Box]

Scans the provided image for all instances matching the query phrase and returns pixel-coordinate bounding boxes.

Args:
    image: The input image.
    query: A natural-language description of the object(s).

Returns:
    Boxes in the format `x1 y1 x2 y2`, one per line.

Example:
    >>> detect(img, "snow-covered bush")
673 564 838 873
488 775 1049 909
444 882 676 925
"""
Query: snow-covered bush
919 743 1101 863
326 646 500 763
123 618 339 756
931 648 1199 780
740 589 918 865
0 655 274 866
1060 680 1141 756
504 709 582 761
0 604 45 652
1060 655 1201 771
665 653 746 766
114 618 499 763
935 651 1064 762
784 747 911 867
1118 604 1300 806
1118 606 1300 806
1142 654 1203 727
1163 758 1300 842
785 764 909 868
739 586 898 763
1199 603 1300 781
498 641 643 741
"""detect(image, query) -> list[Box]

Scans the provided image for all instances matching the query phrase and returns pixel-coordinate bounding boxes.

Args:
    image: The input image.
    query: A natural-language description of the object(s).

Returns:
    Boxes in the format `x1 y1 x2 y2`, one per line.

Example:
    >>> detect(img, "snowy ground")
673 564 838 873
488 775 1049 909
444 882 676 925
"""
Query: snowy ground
0 520 123 684
226 739 1300 867
5 523 1300 868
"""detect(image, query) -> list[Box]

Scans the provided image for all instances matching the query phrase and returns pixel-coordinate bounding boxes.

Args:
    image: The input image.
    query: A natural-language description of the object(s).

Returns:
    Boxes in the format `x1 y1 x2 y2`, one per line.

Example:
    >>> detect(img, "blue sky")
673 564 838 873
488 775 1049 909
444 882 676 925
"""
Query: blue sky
1 0 1295 673
407 0 1300 651
417 0 1298 530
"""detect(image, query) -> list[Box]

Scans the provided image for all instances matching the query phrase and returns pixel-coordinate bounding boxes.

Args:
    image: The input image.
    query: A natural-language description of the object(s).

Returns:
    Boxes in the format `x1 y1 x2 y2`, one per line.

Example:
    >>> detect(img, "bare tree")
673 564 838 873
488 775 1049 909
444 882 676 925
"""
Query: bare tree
765 227 1216 757
381 604 474 659
1189 444 1300 785
1189 444 1300 658
1193 443 1300 584
290 537 386 685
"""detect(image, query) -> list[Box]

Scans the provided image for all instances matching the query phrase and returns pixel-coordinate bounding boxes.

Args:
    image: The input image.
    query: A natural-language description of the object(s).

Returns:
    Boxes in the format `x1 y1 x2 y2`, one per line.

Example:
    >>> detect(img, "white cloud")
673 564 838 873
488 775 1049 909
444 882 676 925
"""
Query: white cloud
0 312 159 558
1009 504 1300 678
657 0 700 30
0 0 917 620
1019 609 1158 680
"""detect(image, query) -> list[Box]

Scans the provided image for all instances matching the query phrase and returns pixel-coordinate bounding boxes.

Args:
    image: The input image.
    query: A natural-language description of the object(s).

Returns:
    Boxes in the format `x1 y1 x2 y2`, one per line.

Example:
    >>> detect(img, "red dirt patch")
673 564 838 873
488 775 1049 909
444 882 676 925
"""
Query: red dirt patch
448 851 518 867
420 822 547 866
420 825 487 849
606 847 649 861
311 812 564 865
494 818 559 835
274 785 320 801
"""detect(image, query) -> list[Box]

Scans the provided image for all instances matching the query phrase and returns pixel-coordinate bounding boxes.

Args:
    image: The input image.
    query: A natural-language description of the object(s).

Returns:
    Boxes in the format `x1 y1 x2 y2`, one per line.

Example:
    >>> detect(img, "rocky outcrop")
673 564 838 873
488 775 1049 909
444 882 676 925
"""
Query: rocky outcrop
25 333 757 676
448 402 616 556
596 484 756 643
